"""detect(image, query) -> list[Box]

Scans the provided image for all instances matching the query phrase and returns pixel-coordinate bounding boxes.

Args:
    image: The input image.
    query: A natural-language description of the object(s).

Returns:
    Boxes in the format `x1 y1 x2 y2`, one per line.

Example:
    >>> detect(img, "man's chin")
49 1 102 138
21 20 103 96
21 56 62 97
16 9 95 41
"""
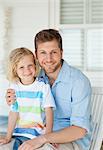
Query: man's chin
44 69 54 74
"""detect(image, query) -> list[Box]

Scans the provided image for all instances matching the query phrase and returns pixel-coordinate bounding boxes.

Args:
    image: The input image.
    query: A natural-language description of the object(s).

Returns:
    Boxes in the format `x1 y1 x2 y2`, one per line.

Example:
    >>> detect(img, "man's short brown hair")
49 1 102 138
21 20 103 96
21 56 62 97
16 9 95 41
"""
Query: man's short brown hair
34 29 63 52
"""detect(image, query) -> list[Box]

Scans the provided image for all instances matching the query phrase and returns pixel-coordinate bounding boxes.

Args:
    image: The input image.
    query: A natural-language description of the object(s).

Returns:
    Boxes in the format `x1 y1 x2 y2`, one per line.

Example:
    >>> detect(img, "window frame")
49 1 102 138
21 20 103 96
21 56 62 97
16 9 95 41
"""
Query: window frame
49 0 103 87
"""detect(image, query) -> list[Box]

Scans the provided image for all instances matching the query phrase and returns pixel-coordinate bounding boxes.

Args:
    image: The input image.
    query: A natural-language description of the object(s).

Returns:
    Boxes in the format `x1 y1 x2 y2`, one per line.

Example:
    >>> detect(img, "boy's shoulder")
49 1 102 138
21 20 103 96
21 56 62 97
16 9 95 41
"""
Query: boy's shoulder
35 77 50 92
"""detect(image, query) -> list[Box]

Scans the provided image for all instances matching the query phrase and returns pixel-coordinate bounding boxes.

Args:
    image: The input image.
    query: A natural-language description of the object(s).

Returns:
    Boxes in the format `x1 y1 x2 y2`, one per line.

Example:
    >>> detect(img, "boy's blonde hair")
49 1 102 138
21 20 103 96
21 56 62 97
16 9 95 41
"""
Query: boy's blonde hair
7 47 39 82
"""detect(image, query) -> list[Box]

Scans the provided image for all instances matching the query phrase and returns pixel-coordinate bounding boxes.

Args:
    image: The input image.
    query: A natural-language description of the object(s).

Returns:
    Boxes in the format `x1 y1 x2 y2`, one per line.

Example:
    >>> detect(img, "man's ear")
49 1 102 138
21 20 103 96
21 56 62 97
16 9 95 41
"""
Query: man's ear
61 49 63 58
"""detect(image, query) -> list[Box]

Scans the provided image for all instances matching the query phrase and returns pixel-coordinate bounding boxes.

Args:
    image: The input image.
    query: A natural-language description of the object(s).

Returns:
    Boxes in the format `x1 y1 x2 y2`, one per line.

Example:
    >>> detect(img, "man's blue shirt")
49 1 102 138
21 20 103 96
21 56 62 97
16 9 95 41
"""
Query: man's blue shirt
38 60 92 150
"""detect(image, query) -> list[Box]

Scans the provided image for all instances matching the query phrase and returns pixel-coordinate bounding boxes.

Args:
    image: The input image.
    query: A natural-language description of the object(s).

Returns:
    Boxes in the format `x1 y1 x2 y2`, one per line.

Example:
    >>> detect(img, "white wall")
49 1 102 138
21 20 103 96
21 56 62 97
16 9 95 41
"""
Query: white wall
0 0 53 115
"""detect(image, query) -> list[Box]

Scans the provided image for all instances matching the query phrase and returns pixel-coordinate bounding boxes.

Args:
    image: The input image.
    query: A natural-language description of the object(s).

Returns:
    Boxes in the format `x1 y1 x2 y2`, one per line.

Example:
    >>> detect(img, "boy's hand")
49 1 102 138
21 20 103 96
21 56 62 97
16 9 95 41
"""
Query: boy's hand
0 136 11 144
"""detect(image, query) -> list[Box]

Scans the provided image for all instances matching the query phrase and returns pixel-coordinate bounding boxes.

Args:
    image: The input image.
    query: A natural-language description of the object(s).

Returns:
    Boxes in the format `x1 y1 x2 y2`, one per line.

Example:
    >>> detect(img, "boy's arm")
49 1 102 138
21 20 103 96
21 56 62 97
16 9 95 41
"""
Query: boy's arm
45 107 53 134
6 111 19 140
0 111 18 144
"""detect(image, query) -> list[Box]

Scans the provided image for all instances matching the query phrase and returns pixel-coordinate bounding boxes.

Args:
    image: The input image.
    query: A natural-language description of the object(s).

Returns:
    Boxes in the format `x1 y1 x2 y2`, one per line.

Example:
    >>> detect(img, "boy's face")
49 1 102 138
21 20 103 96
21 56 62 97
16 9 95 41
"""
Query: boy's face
17 55 36 85
36 40 63 76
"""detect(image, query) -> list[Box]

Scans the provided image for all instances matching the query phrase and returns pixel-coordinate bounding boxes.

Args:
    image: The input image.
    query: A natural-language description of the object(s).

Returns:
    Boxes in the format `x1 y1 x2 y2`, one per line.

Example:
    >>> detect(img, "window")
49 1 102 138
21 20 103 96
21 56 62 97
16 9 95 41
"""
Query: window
87 29 103 70
53 0 103 86
60 29 84 68
54 0 103 71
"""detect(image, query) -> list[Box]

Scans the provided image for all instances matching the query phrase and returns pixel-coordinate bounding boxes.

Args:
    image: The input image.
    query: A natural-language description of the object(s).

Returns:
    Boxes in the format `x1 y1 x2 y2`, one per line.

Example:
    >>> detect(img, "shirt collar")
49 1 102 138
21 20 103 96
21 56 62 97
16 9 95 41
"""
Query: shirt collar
38 60 71 84
55 60 71 83
38 69 49 84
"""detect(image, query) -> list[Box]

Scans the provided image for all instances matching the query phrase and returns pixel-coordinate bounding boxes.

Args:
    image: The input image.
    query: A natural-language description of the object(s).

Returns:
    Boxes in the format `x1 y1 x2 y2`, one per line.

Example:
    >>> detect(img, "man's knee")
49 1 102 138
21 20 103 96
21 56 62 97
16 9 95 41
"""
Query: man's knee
36 143 56 150
58 142 81 150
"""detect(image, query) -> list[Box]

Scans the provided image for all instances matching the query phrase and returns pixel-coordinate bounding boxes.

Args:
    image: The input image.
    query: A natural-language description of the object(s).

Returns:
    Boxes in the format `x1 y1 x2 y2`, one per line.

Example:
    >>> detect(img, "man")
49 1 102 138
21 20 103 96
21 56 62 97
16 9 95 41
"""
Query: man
6 29 92 150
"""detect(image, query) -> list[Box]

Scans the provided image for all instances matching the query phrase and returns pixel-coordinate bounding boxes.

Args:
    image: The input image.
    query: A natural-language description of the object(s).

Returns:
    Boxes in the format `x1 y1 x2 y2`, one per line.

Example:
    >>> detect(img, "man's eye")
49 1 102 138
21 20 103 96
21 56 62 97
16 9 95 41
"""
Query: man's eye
51 51 57 55
53 51 57 54
40 51 46 54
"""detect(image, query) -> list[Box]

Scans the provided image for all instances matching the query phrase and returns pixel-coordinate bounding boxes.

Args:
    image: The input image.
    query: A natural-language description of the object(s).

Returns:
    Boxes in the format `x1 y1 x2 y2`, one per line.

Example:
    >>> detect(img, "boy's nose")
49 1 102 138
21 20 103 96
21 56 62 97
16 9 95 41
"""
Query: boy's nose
24 68 31 75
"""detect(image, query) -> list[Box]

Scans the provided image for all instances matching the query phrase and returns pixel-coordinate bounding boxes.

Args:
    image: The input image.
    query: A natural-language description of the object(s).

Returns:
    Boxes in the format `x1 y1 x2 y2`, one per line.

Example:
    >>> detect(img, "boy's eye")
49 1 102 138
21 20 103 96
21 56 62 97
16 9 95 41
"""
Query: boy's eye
19 66 24 69
28 64 33 67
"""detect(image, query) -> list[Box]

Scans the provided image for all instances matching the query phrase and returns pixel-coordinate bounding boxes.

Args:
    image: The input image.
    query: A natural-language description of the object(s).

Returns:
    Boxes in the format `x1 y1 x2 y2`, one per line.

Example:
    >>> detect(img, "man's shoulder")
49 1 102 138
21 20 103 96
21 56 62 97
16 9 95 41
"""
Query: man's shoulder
63 61 90 82
62 60 82 76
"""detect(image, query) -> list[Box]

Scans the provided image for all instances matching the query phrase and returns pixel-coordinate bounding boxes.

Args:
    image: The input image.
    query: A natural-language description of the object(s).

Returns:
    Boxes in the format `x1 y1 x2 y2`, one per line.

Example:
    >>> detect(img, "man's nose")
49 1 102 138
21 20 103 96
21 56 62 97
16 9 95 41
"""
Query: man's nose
46 53 52 62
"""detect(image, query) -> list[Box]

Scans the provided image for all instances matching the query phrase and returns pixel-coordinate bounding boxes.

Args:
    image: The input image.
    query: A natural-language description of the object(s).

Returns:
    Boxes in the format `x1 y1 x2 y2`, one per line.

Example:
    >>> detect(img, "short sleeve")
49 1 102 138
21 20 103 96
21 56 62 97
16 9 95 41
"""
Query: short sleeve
10 101 19 112
70 77 92 133
41 84 56 110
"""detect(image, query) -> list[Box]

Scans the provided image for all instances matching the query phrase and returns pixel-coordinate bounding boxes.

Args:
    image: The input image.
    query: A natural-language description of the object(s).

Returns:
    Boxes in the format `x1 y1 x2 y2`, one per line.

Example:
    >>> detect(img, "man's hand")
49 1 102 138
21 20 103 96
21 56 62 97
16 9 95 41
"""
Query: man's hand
6 89 16 105
18 136 47 150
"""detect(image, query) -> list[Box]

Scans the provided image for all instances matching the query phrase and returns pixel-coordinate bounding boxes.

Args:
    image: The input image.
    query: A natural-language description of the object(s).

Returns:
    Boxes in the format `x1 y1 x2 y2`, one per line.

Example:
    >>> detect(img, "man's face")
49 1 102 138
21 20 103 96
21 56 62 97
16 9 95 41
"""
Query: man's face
36 40 63 75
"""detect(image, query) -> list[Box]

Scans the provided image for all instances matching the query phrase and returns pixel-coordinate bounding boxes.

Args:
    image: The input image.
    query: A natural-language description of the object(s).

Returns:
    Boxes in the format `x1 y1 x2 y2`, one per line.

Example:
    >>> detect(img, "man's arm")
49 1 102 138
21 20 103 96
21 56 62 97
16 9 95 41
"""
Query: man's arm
6 89 16 105
44 125 86 143
18 125 86 150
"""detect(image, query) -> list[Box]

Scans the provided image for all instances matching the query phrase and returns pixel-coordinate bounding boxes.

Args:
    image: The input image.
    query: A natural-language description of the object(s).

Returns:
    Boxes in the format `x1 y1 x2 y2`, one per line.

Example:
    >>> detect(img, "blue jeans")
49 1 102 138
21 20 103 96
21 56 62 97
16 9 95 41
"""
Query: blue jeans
13 136 30 150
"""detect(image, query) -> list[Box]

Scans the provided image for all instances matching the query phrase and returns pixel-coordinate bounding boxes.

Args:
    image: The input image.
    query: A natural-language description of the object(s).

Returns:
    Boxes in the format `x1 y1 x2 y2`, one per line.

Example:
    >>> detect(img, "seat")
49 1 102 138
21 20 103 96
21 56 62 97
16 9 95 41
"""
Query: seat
0 116 8 135
89 87 103 150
